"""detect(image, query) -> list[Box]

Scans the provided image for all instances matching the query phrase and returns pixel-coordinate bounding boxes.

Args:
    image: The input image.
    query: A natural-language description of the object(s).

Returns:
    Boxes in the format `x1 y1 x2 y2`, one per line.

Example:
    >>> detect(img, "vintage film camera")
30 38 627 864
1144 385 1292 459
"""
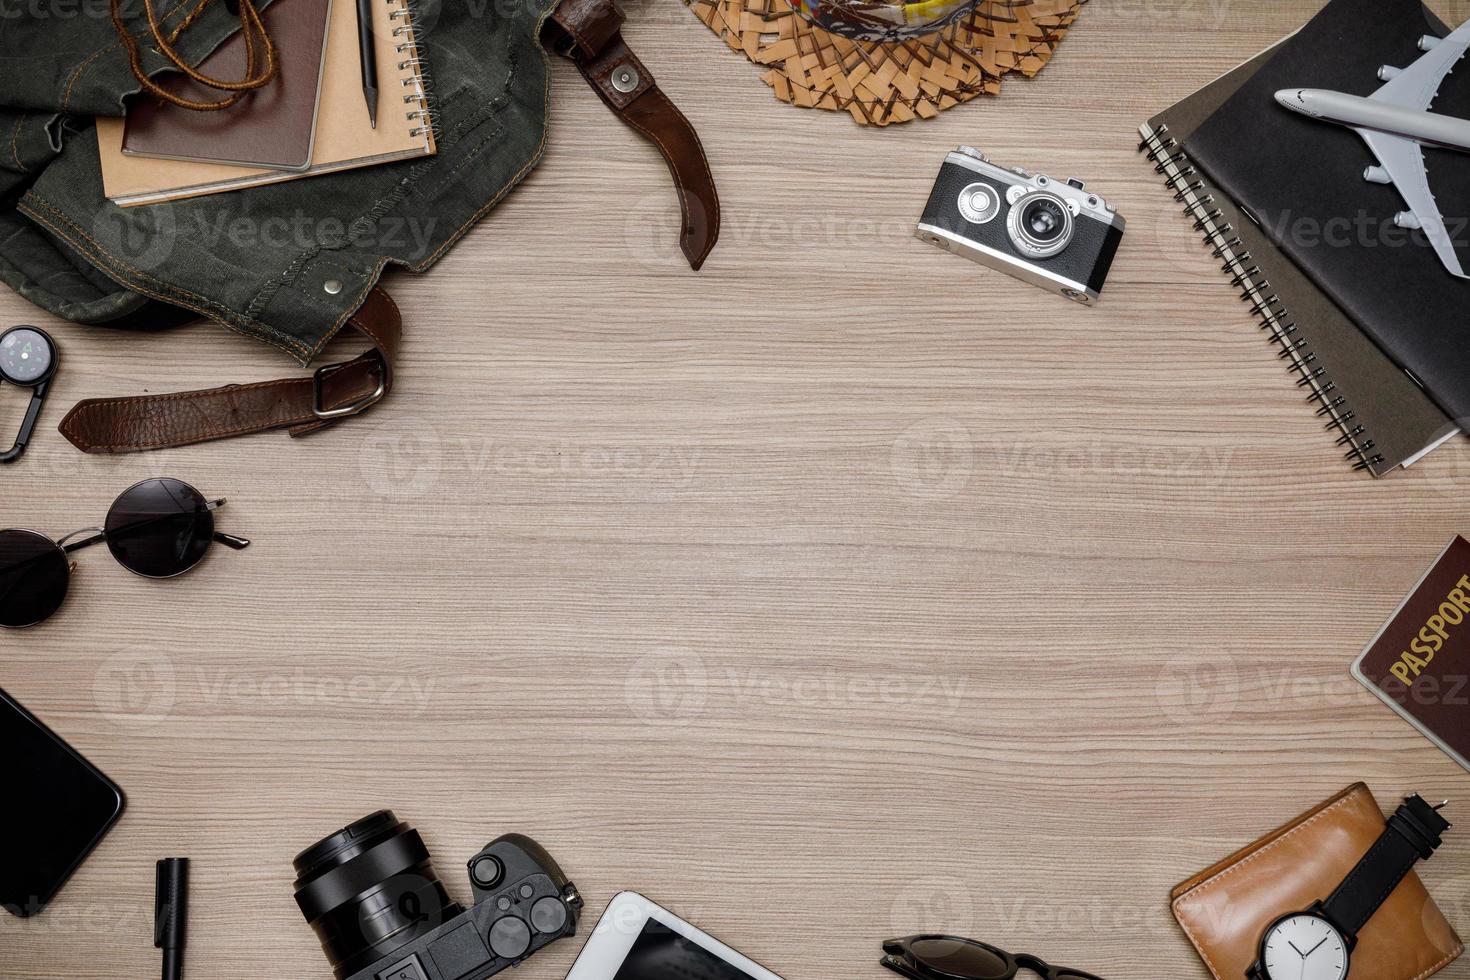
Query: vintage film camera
916 146 1125 305
294 811 582 980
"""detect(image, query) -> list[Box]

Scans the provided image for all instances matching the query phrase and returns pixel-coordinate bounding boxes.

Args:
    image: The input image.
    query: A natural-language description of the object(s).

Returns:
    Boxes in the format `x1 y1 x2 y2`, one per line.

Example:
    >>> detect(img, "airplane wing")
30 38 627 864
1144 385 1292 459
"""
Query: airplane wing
1359 127 1469 278
1370 19 1470 110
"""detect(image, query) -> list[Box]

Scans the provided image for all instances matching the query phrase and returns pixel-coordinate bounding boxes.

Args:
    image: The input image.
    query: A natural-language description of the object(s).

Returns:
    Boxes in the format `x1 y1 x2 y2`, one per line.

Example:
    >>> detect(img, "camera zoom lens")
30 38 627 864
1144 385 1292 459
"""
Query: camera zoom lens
294 811 463 980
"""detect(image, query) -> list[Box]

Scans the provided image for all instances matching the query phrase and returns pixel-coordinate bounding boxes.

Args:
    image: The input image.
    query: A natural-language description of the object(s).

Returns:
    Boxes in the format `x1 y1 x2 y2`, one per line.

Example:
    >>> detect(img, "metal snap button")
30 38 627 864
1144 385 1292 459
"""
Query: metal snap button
323 279 343 295
610 65 640 94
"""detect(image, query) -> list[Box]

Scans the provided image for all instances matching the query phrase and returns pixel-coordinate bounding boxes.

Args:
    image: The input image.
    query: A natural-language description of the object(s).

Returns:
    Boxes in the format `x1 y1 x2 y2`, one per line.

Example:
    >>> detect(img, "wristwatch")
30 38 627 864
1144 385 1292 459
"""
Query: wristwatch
1247 794 1450 980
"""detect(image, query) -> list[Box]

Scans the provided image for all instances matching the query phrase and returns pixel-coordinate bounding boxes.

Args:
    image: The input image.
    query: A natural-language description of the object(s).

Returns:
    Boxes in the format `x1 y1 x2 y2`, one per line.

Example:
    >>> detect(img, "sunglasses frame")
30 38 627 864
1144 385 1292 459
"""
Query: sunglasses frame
0 478 249 629
882 935 1105 980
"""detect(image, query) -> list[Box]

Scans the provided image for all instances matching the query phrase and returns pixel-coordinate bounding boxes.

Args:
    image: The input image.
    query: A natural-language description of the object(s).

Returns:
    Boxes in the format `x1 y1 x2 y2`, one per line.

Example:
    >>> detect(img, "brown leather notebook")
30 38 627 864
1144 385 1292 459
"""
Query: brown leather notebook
1353 536 1470 773
1171 783 1462 980
98 0 434 206
122 0 332 171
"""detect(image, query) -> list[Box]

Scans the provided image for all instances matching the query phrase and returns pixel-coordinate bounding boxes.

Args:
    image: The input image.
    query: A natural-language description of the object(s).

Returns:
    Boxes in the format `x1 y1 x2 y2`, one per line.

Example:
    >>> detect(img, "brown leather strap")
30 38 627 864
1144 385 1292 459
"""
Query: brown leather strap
59 287 399 454
545 0 720 270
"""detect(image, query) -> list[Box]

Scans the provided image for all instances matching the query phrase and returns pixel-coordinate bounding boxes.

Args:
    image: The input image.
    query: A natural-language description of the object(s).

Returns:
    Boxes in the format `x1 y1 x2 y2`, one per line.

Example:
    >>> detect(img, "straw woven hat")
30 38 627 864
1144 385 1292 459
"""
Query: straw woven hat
685 0 1086 126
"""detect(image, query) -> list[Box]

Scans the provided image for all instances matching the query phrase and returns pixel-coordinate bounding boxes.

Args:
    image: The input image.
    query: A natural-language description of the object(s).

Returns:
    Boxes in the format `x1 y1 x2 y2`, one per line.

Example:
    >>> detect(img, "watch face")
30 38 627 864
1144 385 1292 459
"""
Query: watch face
1261 914 1349 980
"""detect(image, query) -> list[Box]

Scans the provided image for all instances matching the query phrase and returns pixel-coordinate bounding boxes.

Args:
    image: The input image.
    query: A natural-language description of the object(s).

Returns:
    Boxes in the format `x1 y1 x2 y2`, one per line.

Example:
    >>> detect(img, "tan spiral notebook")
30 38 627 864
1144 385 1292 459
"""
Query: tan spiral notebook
97 0 434 206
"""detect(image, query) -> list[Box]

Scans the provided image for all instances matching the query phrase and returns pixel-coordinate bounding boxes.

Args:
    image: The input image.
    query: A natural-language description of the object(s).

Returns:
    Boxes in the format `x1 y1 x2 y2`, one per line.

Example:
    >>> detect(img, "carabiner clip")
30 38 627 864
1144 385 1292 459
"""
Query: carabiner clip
0 326 58 464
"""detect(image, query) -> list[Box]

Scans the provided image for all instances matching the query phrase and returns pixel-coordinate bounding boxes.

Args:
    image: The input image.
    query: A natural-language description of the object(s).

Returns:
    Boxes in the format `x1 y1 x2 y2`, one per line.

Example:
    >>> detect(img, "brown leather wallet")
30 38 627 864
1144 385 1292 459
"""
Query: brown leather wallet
1171 783 1462 980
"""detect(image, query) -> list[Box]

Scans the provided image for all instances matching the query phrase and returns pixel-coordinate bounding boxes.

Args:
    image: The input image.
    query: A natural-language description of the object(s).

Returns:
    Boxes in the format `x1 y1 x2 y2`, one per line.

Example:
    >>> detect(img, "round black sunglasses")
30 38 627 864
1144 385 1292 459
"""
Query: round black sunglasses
882 935 1105 980
0 477 250 629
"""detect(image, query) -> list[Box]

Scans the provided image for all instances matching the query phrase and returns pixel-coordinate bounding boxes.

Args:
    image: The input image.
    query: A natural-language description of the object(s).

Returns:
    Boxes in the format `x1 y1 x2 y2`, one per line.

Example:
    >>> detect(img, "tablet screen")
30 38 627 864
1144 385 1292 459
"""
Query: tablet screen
612 919 758 980
0 690 124 916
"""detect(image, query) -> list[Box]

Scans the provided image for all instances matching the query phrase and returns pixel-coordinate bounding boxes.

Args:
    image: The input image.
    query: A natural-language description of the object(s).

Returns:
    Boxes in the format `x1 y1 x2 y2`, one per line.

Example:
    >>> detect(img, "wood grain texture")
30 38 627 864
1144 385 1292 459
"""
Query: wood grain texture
5 1 1470 977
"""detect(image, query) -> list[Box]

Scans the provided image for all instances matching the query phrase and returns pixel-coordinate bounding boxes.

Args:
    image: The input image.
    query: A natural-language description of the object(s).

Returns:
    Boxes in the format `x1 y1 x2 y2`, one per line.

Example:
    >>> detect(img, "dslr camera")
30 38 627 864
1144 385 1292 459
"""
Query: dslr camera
916 146 1124 305
294 811 582 980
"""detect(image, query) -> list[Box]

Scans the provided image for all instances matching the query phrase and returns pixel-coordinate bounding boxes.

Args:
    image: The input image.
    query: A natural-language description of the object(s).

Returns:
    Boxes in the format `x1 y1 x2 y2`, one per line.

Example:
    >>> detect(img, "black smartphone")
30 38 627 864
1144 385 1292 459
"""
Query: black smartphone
0 687 124 917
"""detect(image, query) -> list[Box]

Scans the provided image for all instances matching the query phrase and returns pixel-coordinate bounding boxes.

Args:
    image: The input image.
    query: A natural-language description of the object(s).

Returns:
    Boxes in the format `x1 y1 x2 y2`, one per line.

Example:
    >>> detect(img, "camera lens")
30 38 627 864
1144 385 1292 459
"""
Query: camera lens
0 327 55 386
1025 200 1065 240
294 811 463 980
1006 191 1074 258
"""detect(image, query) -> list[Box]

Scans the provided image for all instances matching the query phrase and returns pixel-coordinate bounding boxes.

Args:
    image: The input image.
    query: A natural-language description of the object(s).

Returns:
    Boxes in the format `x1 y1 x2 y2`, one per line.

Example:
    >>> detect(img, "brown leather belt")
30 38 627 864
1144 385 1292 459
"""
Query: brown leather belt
60 286 399 454
543 0 720 271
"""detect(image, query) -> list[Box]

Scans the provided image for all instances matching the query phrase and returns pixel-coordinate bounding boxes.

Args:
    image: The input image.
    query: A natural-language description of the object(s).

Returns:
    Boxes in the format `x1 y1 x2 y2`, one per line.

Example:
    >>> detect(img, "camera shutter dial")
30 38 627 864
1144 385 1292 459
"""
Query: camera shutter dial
530 896 568 934
489 915 532 959
956 183 1000 225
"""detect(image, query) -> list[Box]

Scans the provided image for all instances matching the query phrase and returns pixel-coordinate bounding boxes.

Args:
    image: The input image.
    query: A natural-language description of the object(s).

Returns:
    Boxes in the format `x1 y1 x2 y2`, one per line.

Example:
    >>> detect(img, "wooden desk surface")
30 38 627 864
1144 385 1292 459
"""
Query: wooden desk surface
5 2 1470 977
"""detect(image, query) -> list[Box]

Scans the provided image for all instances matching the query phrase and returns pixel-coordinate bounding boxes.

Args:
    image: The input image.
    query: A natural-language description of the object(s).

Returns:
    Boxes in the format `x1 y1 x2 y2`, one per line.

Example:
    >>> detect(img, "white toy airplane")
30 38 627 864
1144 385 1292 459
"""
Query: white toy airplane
1276 17 1470 279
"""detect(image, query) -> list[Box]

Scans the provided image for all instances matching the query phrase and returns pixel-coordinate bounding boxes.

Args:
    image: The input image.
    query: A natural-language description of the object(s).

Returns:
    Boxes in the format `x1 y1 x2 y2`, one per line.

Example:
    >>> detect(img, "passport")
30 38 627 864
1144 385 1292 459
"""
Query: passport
1353 535 1470 771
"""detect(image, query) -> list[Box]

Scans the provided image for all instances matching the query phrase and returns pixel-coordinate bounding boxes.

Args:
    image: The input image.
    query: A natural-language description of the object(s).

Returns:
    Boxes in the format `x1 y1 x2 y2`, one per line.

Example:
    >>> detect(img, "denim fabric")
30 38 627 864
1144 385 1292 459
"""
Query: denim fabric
1 0 558 362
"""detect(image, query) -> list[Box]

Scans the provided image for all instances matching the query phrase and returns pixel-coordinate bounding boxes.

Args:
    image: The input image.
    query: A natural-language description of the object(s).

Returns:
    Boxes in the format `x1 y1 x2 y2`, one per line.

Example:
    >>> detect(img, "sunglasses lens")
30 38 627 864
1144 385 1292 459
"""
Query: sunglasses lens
908 939 1010 980
105 478 214 578
0 529 69 628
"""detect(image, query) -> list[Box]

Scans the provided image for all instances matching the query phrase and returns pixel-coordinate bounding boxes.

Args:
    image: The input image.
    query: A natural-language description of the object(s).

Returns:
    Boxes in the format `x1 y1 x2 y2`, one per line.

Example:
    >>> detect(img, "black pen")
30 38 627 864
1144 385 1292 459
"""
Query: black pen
356 0 378 129
154 858 189 980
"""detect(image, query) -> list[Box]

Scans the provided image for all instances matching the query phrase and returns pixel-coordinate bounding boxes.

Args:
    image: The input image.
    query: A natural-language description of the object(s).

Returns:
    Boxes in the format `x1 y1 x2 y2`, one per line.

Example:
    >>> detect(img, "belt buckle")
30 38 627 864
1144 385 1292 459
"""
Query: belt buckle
312 349 387 420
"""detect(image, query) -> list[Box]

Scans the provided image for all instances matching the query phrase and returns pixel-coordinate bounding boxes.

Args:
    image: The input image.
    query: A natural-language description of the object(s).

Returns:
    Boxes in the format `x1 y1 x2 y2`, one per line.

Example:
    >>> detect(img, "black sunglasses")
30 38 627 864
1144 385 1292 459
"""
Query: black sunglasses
0 477 250 629
883 935 1105 980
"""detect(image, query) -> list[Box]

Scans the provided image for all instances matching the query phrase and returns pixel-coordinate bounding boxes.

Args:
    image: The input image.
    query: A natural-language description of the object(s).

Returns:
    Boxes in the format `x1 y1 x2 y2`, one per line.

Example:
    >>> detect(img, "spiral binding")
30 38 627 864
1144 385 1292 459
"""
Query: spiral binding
388 0 434 141
1138 124 1383 472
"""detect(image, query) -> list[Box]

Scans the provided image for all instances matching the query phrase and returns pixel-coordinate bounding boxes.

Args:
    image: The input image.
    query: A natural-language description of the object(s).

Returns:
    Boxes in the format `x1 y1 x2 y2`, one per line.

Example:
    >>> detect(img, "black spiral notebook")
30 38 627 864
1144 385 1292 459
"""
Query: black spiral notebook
1138 6 1460 475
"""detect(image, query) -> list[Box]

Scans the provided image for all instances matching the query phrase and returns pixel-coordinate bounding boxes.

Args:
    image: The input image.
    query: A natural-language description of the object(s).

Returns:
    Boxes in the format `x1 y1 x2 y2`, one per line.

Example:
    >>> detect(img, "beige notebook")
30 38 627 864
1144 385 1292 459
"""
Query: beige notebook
98 0 433 206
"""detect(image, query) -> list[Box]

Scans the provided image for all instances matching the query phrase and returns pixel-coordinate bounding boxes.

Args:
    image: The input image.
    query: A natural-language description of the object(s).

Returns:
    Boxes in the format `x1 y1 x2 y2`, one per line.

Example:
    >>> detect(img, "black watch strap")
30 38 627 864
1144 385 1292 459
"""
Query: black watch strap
1321 794 1450 939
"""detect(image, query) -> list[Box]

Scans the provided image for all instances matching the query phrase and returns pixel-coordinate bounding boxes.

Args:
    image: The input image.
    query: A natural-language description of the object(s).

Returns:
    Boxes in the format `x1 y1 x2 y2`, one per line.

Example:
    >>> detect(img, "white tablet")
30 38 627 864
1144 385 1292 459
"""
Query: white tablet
564 891 786 980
